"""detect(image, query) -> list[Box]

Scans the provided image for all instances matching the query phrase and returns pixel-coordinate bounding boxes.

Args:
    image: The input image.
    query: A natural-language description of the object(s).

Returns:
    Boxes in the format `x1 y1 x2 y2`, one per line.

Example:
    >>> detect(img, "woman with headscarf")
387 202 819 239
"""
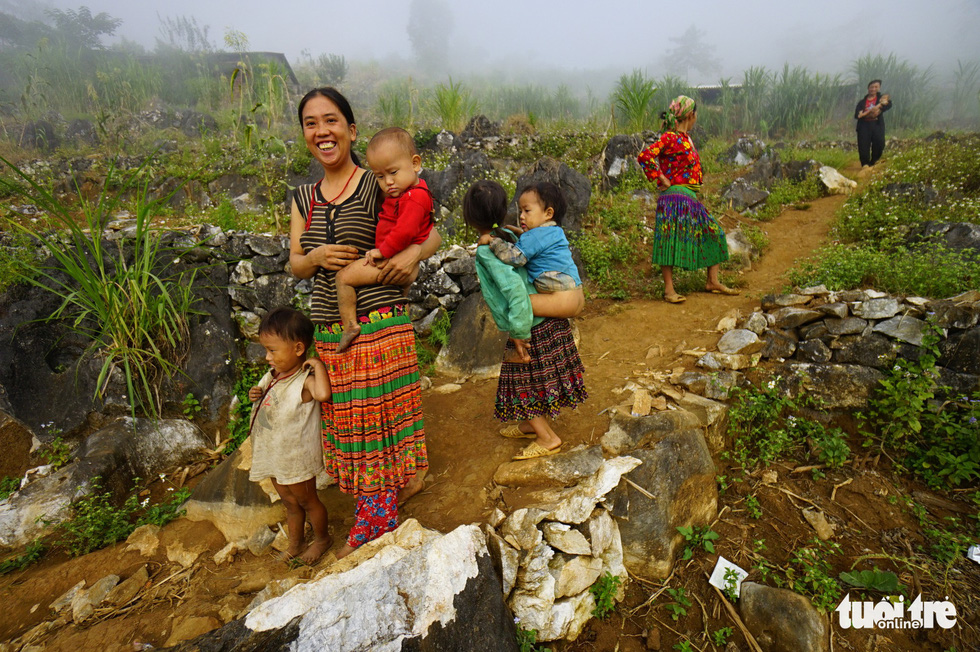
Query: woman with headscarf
637 96 738 303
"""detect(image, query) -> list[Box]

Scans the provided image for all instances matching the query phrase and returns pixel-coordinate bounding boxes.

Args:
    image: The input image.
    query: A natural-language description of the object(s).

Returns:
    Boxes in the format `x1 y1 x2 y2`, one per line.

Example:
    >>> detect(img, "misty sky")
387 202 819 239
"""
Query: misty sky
24 0 980 82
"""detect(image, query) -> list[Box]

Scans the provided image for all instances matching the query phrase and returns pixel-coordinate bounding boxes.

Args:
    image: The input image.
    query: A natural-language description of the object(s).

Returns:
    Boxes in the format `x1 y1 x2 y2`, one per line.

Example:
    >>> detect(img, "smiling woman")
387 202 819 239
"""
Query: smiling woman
288 87 441 560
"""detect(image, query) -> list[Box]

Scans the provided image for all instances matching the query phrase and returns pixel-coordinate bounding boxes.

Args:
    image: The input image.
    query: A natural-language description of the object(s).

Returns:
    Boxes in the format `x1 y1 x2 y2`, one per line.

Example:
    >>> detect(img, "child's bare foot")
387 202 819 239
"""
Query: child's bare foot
336 543 356 560
397 475 424 505
336 324 361 353
297 535 333 565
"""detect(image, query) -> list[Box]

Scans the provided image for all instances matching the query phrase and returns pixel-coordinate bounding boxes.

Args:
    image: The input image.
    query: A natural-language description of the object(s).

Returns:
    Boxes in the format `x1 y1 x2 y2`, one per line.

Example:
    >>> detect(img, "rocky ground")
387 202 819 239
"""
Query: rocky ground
2 159 979 651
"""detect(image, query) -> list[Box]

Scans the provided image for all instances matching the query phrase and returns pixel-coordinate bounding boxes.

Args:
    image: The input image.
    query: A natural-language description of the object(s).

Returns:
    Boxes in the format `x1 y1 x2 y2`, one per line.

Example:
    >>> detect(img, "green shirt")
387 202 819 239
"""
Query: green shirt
474 245 544 340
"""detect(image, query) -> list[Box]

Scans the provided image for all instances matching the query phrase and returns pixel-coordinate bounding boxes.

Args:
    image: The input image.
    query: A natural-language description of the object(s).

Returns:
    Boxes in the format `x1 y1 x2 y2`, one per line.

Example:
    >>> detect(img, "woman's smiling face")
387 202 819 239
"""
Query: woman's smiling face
302 95 356 169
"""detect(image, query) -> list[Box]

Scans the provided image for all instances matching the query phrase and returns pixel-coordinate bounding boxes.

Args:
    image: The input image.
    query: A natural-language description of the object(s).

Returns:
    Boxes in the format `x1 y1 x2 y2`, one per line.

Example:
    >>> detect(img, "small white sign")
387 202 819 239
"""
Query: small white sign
967 545 980 565
708 556 749 598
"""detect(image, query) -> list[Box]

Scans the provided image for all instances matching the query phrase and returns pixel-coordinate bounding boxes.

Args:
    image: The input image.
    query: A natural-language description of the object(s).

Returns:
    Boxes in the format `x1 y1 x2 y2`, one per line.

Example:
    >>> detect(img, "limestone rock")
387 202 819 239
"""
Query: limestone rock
72 574 119 622
739 582 829 652
49 580 85 613
184 447 285 543
762 328 798 360
106 565 149 607
818 166 856 195
674 395 729 450
717 329 764 355
434 293 509 380
852 297 901 320
125 524 161 557
742 311 769 335
552 554 603 599
493 445 604 489
611 427 717 580
817 302 849 319
484 527 520 596
779 363 884 409
532 457 643 525
170 523 520 652
167 540 203 567
164 616 223 648
500 508 547 550
601 412 701 457
541 522 593 556
772 307 823 330
873 315 939 346
247 525 277 556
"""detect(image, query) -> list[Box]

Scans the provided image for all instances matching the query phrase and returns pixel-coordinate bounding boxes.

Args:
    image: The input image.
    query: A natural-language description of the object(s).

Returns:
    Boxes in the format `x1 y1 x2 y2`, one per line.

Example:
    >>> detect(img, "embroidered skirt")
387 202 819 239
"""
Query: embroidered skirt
314 306 427 497
495 318 587 422
652 188 729 270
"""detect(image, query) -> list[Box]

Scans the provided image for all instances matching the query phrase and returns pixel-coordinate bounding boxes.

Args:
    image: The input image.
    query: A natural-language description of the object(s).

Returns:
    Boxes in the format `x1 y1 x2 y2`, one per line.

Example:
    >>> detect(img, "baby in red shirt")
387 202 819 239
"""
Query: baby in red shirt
335 127 433 352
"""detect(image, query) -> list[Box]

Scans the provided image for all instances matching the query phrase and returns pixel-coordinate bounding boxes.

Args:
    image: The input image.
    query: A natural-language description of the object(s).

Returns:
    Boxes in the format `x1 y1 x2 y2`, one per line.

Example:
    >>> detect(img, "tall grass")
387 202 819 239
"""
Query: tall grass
951 59 980 126
612 69 657 133
428 77 477 133
376 78 417 129
0 156 200 418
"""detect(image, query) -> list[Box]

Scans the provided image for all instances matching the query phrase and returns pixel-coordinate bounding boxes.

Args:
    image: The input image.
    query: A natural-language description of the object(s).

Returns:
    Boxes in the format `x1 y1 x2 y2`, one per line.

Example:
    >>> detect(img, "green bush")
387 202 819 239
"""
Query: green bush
788 243 980 298
56 479 190 556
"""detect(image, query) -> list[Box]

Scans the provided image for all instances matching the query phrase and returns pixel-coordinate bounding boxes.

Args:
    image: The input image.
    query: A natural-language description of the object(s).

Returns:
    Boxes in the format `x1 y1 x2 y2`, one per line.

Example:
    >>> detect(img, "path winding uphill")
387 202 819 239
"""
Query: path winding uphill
0 164 853 651
407 165 850 535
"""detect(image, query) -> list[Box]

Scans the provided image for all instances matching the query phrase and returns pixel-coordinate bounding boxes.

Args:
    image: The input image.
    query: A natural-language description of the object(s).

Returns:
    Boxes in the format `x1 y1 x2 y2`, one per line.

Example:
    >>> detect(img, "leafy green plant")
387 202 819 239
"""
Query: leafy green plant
839 568 906 595
55 478 190 556
677 524 719 560
589 572 622 619
664 586 692 620
723 568 741 602
1 157 200 419
711 627 734 646
515 625 551 652
785 538 842 613
427 310 453 348
40 436 72 470
859 325 980 488
0 476 21 501
672 641 694 652
0 540 46 575
226 359 266 455
745 494 762 519
182 392 202 418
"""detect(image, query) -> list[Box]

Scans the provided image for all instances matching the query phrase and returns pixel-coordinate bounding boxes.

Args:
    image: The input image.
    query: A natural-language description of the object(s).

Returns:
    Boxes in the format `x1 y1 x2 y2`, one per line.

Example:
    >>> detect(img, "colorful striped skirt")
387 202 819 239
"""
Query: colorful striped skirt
652 187 729 271
314 307 427 497
495 318 587 422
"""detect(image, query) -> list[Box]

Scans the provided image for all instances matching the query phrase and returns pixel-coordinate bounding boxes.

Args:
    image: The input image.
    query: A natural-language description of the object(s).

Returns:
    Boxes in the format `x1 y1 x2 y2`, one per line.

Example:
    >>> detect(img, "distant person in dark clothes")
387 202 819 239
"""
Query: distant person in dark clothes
855 79 892 167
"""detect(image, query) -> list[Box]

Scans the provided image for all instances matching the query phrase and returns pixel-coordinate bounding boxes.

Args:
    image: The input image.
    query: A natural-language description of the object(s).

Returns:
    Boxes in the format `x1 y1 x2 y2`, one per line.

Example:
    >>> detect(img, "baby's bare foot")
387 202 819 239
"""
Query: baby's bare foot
336 325 361 353
297 535 333 565
335 543 356 560
398 475 424 505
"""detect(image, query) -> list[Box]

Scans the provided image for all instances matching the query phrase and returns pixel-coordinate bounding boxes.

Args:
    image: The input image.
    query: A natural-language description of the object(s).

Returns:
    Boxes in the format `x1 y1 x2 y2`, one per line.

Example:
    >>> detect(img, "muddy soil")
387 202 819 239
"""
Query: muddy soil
2 161 978 651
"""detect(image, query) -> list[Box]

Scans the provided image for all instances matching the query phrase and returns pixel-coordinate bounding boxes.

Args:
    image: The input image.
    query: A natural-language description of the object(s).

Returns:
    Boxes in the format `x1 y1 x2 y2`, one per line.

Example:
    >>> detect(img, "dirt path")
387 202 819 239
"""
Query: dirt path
407 175 847 535
0 173 850 651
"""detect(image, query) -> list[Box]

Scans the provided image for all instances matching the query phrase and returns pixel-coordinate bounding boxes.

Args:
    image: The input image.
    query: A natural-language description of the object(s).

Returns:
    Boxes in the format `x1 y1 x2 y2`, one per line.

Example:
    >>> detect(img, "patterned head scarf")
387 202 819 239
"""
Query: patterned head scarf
661 95 697 131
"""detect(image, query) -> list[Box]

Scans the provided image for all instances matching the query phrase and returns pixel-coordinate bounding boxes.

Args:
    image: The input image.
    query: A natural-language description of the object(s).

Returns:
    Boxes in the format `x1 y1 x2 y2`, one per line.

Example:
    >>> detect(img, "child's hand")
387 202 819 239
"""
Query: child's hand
248 386 263 402
477 233 494 246
365 248 385 266
503 224 524 235
509 338 531 363
303 358 326 374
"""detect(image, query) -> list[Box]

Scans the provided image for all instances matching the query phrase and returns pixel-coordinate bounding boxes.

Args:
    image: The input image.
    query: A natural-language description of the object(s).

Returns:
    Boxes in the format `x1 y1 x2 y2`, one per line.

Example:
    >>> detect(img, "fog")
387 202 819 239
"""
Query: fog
9 0 980 83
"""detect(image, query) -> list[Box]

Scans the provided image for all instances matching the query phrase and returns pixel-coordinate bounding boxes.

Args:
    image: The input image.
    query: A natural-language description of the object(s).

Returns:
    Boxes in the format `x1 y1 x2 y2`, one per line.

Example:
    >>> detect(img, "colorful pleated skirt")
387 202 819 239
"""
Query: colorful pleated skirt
652 187 729 270
495 318 587 422
314 306 427 497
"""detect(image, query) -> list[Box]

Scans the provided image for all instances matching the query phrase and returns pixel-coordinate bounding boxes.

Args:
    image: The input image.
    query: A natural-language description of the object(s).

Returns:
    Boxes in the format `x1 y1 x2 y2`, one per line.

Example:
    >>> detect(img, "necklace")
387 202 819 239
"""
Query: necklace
321 165 359 203
306 166 359 231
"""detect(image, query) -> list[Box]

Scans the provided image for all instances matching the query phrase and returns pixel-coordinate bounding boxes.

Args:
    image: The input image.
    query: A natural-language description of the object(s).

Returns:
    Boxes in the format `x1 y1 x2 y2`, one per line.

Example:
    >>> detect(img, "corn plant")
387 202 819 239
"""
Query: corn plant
612 69 657 133
951 59 980 126
0 156 200 419
852 53 932 131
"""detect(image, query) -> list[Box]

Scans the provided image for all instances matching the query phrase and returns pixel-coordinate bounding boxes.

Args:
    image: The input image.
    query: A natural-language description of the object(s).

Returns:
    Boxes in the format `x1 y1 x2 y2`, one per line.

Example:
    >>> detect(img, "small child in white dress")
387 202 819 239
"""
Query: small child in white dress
248 307 332 564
